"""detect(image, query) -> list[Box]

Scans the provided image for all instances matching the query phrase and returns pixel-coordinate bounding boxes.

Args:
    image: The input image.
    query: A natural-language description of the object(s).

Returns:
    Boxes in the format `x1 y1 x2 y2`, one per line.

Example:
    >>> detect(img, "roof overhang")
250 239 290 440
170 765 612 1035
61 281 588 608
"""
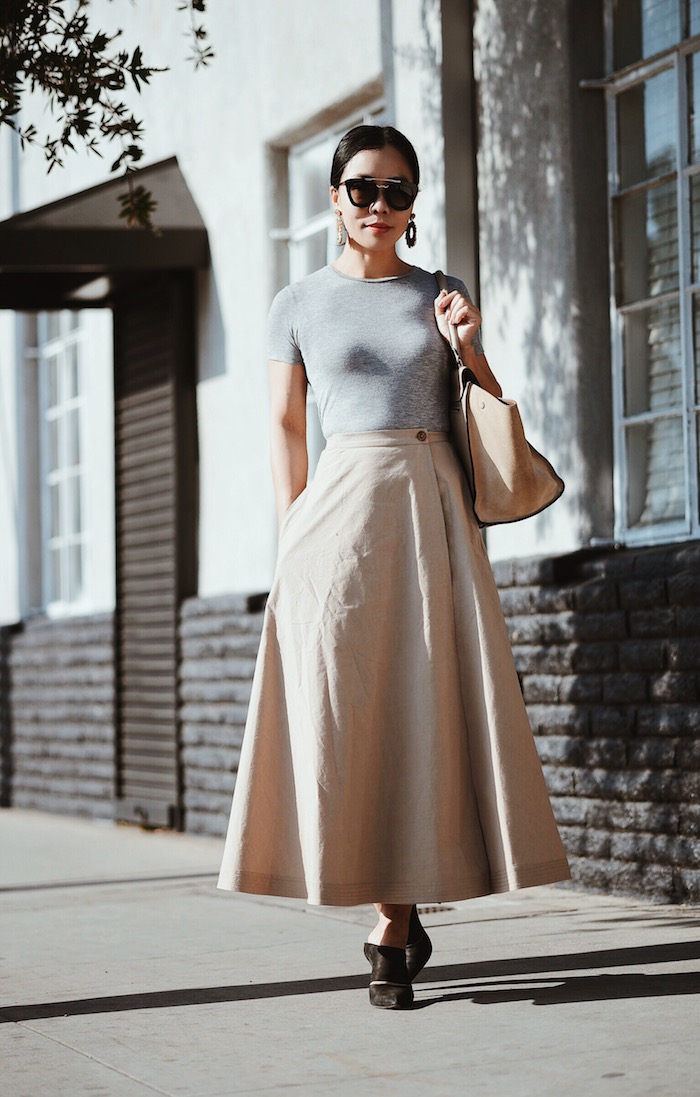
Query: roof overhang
0 158 209 309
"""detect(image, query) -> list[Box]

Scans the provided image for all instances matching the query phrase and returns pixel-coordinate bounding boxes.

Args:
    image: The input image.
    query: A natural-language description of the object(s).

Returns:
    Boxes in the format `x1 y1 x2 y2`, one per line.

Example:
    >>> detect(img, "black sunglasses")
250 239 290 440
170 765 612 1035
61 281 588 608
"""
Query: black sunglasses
339 177 419 212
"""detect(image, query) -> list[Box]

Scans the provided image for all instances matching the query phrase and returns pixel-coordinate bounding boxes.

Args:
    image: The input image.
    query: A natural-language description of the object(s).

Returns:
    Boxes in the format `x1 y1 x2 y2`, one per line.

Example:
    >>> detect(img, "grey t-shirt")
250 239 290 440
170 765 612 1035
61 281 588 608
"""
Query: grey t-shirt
267 264 483 437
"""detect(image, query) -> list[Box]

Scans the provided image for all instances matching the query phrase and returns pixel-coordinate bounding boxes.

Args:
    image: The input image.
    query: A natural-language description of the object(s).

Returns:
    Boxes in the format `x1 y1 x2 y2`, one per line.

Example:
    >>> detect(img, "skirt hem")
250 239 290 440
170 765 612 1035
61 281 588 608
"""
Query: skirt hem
216 857 571 907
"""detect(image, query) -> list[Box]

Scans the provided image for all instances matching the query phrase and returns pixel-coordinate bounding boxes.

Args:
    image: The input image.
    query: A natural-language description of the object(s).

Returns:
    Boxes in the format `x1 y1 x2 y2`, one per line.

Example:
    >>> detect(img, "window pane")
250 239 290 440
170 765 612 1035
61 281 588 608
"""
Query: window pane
625 416 686 526
613 0 682 70
45 313 61 342
68 544 83 603
691 0 700 35
692 293 700 398
617 181 679 302
66 408 81 467
50 482 61 538
290 138 335 226
49 546 62 603
618 68 676 188
291 230 332 282
46 355 59 408
65 342 79 398
66 474 82 535
48 417 60 472
623 298 682 414
688 52 700 162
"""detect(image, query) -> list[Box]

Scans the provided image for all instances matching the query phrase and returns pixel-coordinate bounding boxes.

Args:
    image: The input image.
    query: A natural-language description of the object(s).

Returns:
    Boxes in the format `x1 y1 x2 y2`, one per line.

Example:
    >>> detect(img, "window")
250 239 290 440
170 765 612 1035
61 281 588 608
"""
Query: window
273 105 385 470
606 0 700 542
26 309 115 616
37 312 87 608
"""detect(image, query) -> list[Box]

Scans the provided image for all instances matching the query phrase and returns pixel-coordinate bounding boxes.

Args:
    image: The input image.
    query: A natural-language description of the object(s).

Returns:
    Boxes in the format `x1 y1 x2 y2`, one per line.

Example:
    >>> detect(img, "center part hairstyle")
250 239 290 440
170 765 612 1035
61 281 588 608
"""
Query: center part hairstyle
330 125 421 188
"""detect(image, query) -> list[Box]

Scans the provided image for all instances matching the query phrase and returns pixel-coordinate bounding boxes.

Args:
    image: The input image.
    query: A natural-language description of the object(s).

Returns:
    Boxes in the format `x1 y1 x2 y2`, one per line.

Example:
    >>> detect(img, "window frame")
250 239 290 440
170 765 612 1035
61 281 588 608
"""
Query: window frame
35 311 89 615
605 15 700 545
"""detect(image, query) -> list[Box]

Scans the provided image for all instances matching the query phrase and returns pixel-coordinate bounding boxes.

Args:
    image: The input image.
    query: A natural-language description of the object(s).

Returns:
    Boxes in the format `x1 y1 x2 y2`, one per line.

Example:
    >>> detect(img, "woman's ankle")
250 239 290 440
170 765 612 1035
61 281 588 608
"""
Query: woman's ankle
368 904 412 947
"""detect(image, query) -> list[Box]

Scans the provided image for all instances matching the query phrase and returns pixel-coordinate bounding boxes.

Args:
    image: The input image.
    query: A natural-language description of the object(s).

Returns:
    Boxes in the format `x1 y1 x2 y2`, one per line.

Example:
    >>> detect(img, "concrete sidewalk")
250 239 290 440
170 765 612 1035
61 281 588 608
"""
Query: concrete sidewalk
1 809 698 1097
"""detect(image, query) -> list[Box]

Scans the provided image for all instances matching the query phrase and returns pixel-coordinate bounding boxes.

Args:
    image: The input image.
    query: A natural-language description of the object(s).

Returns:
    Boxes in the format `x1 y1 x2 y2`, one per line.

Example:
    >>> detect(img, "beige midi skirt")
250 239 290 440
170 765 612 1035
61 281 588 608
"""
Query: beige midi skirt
217 429 570 906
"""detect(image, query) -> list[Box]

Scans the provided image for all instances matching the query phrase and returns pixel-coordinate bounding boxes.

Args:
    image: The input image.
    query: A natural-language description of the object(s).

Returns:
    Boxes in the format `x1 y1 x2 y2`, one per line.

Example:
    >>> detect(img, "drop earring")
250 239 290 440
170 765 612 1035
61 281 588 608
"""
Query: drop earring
336 211 345 246
405 213 417 248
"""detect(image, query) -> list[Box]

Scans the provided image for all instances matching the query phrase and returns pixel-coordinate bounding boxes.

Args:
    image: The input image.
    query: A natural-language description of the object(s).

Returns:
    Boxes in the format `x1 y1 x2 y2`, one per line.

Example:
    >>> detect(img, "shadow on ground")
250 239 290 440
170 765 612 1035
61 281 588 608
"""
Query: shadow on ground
2 940 699 1021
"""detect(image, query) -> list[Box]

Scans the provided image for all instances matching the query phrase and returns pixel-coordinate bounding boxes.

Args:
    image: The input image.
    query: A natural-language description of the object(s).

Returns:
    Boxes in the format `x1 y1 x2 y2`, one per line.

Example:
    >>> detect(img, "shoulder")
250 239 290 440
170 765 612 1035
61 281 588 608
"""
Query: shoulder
406 266 467 295
268 266 335 315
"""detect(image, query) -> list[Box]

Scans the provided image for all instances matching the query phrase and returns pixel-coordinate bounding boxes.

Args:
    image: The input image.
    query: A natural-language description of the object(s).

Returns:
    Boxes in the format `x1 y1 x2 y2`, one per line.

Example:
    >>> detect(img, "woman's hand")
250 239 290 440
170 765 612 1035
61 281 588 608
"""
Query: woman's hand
435 288 502 398
435 289 482 350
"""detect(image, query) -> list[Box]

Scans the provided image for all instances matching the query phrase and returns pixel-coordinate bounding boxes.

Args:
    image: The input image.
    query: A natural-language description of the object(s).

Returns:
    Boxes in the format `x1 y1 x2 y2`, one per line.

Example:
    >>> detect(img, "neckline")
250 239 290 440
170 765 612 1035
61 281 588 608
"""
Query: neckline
328 264 417 284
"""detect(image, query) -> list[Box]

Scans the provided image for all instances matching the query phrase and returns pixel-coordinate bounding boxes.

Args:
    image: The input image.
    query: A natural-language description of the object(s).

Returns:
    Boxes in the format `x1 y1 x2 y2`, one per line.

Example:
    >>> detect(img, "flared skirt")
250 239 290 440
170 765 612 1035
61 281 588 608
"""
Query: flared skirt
217 429 570 905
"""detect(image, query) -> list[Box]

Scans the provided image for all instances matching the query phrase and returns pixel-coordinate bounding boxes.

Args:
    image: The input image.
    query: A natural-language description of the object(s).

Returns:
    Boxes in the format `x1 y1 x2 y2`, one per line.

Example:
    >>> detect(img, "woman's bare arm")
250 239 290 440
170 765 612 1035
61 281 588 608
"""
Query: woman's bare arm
268 359 309 526
459 343 503 399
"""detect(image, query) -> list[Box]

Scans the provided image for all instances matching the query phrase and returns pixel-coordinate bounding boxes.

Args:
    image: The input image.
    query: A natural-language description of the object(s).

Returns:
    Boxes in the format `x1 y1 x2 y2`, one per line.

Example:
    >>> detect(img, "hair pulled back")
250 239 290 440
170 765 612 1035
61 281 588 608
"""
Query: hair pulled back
330 125 420 188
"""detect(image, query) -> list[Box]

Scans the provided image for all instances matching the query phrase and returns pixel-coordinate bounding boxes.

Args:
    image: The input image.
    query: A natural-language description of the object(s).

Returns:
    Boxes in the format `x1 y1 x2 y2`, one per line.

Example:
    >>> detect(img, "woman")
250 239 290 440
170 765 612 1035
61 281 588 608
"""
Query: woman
218 124 570 1010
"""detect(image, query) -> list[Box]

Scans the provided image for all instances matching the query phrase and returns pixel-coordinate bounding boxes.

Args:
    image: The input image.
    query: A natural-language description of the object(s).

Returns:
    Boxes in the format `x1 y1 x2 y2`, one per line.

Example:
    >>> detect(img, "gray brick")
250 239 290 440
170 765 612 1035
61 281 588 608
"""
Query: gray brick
681 772 700 800
492 558 514 587
667 572 700 606
558 825 610 858
558 674 603 703
521 675 560 703
180 680 253 704
530 587 575 613
618 641 665 673
498 587 532 615
506 615 545 644
602 673 647 705
679 805 700 837
669 544 700 572
534 736 586 765
511 645 575 674
587 800 678 835
513 556 557 586
527 704 589 736
649 672 697 703
571 643 618 672
571 612 628 642
627 738 677 769
541 765 577 795
588 706 635 737
184 809 228 837
637 704 700 737
574 581 618 614
628 608 675 638
677 606 700 635
617 577 667 610
676 740 700 768
550 796 591 826
611 832 700 868
181 724 245 748
185 768 238 793
576 768 683 803
183 788 233 813
584 739 627 768
667 638 700 670
673 868 700 903
181 744 240 771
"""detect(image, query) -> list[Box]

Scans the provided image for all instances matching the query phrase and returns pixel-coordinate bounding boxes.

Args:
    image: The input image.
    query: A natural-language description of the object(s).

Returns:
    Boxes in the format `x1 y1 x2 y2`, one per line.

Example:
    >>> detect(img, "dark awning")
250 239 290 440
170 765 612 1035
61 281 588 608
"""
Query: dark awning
0 158 209 309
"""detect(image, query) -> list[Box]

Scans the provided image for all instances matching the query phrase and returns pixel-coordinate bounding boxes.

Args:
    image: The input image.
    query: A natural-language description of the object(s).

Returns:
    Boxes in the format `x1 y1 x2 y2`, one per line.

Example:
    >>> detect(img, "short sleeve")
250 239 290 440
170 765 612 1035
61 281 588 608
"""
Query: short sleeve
267 284 304 365
448 275 484 357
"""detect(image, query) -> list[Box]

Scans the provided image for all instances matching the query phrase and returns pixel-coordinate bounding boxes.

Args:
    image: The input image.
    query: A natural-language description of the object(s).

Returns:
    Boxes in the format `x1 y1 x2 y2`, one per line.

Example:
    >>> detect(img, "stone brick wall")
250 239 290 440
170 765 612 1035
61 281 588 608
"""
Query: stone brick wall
178 593 266 836
494 541 700 904
8 614 115 818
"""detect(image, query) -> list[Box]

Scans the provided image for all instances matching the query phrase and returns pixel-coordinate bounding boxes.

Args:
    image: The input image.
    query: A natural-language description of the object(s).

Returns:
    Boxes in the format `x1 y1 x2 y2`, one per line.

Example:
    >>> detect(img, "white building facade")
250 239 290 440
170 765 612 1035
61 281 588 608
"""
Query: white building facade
0 0 698 902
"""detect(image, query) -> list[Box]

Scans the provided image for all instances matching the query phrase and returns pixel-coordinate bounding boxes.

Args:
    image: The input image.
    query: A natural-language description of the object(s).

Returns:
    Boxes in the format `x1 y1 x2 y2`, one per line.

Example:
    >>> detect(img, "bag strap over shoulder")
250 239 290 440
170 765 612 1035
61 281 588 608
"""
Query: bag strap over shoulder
435 270 480 387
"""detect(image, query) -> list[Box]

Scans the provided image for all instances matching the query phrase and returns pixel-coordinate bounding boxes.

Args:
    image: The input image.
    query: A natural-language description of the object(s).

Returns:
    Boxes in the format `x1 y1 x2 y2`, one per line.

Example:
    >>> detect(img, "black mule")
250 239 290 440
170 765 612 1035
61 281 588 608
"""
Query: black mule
363 943 414 1009
405 905 433 982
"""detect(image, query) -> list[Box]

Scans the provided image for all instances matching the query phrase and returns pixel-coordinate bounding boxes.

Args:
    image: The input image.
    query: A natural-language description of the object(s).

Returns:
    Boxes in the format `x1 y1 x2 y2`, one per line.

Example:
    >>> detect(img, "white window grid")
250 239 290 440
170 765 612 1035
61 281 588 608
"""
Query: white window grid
604 13 700 544
35 311 88 613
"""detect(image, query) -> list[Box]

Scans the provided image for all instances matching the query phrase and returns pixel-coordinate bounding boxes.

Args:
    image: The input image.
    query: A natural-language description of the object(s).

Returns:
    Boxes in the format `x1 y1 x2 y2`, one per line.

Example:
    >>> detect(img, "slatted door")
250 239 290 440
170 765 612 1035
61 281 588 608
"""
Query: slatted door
113 274 197 828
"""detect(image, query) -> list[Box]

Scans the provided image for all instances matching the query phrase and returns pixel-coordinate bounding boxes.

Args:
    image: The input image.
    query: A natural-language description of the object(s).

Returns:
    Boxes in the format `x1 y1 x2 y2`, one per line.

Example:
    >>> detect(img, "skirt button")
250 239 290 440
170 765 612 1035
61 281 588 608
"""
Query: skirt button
416 430 427 441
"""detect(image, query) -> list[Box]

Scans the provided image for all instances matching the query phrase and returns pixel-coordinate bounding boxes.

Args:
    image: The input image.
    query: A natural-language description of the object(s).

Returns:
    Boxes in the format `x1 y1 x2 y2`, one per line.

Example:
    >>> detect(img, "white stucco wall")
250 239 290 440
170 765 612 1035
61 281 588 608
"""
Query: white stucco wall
5 0 384 597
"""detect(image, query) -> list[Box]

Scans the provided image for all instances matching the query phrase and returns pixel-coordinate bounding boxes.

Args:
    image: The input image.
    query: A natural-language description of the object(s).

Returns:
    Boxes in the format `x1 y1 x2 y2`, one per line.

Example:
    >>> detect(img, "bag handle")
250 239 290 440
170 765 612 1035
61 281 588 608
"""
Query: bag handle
435 270 480 387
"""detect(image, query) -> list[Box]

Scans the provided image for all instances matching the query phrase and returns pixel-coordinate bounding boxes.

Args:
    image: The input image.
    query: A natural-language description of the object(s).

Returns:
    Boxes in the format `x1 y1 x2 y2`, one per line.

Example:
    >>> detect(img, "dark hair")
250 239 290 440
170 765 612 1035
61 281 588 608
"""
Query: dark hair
330 125 420 188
